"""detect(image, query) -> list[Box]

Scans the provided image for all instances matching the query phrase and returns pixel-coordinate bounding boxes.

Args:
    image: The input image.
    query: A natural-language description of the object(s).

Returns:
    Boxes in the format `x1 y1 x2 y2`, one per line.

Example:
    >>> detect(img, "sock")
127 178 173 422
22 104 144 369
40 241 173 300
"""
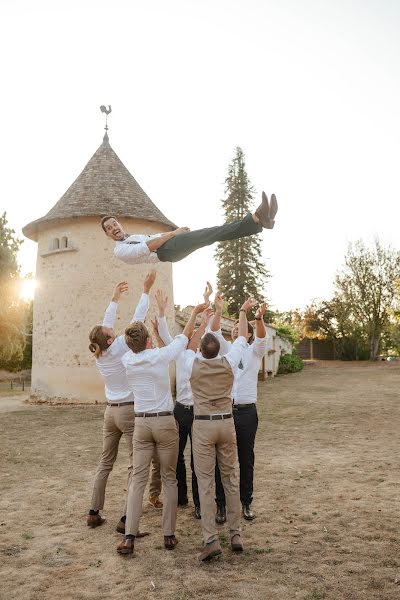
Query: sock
126 534 135 540
89 510 99 516
120 515 126 523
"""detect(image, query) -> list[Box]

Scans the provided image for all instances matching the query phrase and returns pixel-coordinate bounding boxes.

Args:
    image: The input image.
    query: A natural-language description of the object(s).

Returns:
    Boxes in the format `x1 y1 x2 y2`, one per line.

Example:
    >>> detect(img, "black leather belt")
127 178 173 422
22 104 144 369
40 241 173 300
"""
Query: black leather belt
194 414 232 421
233 403 256 409
175 402 193 411
107 401 134 407
135 411 173 417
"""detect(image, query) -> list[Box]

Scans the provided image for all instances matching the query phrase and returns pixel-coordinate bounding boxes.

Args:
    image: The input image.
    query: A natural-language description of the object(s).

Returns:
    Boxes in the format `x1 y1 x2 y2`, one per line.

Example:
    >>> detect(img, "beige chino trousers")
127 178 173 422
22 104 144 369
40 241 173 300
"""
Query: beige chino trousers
192 419 241 544
90 404 161 513
125 415 179 537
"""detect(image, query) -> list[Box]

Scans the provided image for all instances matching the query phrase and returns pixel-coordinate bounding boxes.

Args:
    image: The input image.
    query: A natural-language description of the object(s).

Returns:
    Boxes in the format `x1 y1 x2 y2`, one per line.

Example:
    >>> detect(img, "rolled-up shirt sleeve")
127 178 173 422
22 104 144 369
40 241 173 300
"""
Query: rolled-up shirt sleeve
252 335 267 358
225 336 247 370
102 301 117 328
114 240 159 265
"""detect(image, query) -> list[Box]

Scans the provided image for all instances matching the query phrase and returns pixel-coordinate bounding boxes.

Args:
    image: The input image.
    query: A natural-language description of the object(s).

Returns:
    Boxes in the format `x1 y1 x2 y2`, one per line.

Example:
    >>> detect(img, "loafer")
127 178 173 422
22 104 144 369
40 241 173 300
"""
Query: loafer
231 534 244 552
243 504 255 520
215 505 226 524
117 537 135 555
87 513 105 528
149 495 163 509
194 506 201 520
198 540 222 562
164 535 178 550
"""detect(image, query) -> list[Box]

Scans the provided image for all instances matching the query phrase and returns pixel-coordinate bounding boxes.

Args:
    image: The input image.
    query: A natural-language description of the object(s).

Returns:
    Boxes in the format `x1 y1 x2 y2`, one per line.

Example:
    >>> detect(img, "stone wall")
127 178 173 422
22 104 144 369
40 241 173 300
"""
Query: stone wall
30 216 175 403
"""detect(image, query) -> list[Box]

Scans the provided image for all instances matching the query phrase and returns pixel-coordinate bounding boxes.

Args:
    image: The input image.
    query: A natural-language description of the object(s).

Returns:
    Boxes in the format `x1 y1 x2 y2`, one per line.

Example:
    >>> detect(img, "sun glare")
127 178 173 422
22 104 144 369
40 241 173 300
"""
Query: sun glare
19 278 37 301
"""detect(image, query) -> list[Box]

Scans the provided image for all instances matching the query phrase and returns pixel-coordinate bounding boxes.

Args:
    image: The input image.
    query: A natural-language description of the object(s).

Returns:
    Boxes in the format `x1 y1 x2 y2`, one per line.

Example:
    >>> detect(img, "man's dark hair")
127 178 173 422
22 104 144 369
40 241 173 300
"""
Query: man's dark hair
200 332 221 359
101 215 117 232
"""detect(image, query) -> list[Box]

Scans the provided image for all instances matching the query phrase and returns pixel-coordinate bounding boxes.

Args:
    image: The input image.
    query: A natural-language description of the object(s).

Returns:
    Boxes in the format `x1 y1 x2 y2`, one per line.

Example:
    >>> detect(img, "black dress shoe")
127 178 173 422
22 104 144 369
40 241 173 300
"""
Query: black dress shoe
194 506 201 520
243 504 255 520
215 505 226 524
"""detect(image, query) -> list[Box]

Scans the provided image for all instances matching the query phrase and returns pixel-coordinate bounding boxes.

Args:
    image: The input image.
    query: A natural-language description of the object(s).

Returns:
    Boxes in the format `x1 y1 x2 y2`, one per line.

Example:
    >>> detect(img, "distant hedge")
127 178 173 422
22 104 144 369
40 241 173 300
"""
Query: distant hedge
278 353 304 375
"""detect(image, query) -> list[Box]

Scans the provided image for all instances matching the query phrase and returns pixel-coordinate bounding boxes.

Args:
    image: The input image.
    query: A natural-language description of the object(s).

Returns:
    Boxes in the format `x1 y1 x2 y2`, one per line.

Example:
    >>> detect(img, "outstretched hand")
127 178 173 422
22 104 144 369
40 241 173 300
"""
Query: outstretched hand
155 289 168 316
214 291 224 312
194 301 210 314
201 307 215 326
240 297 257 313
203 281 213 304
255 302 267 319
143 270 157 293
112 281 129 302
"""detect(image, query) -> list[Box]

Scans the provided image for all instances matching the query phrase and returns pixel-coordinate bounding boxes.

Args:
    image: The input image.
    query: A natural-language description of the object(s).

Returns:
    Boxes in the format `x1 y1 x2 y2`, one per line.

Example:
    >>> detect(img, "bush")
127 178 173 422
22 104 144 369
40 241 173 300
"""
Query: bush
278 353 304 375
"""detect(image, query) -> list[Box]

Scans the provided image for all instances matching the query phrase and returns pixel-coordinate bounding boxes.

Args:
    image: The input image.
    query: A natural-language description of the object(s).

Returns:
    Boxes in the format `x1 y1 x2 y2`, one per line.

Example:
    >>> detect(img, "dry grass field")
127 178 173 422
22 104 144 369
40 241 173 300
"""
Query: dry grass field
1 362 399 600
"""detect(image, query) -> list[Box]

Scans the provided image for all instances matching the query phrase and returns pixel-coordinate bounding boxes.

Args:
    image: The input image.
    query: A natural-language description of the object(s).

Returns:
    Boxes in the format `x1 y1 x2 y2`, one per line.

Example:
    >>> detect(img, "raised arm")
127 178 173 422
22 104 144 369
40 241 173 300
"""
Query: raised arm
155 289 174 345
210 290 224 332
102 281 128 327
151 318 166 348
183 302 210 340
187 307 215 352
252 302 268 358
238 297 256 338
131 270 156 323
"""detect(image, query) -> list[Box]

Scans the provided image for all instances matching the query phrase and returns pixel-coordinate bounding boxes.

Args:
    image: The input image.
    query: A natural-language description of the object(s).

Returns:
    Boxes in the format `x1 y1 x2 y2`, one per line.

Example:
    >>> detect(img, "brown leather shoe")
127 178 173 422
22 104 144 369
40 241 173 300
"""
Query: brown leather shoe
87 514 105 528
149 495 163 509
117 537 135 555
198 540 222 562
231 534 244 552
116 520 150 538
164 535 178 550
255 191 278 229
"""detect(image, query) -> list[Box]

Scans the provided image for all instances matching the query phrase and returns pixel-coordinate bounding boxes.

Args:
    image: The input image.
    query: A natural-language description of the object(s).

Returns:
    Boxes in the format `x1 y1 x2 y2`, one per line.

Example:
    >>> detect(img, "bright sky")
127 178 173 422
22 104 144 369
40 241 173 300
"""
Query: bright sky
2 0 399 310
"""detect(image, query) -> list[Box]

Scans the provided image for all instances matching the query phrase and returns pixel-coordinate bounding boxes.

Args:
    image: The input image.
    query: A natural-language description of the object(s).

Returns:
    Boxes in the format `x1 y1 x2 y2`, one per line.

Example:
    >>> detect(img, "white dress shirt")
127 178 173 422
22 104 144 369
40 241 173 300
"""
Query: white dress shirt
122 335 188 413
157 316 193 406
96 293 149 402
210 329 267 404
114 233 163 265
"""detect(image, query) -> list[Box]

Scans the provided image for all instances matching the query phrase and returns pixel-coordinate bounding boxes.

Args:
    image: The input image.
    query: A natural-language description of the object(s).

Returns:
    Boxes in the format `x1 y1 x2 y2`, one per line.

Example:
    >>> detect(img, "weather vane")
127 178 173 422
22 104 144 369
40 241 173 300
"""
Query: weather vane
100 105 112 132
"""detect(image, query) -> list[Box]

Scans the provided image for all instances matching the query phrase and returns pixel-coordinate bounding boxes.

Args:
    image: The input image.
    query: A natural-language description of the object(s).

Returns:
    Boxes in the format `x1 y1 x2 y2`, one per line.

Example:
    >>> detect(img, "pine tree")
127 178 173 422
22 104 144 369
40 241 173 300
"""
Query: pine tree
215 147 269 317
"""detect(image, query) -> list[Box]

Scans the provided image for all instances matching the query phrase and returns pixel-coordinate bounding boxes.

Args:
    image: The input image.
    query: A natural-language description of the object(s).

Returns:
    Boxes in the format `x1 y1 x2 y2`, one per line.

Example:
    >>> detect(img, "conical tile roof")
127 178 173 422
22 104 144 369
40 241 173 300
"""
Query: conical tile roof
23 133 176 241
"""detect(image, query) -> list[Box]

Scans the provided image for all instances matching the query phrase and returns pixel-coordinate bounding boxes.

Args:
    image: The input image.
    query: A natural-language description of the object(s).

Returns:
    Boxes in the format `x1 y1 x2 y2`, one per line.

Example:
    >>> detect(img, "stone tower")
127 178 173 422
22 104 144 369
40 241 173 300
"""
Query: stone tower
23 132 176 403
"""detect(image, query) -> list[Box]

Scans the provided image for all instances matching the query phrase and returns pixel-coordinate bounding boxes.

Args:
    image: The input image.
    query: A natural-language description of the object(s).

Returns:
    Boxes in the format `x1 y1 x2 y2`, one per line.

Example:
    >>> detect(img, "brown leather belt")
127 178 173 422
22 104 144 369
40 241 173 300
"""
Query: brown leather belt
233 403 256 409
107 401 134 407
194 414 232 421
135 411 173 417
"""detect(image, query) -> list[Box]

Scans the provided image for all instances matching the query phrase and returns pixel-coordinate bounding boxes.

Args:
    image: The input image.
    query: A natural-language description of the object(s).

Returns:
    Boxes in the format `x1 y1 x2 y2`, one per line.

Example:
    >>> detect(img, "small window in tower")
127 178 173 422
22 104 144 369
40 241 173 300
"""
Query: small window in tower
61 236 68 248
52 238 60 250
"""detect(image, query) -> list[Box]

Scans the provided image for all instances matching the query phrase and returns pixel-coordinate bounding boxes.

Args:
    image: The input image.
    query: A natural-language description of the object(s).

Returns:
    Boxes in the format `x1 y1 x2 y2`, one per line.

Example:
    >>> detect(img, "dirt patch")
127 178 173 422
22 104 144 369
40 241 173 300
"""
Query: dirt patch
0 363 399 599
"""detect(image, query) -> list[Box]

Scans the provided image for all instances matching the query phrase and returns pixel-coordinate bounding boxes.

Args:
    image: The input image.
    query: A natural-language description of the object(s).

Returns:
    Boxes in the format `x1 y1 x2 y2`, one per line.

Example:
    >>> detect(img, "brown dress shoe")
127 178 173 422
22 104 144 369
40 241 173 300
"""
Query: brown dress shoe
116 520 150 538
164 535 178 550
87 514 106 528
255 191 278 229
231 534 244 552
117 537 135 555
198 540 222 562
149 495 163 508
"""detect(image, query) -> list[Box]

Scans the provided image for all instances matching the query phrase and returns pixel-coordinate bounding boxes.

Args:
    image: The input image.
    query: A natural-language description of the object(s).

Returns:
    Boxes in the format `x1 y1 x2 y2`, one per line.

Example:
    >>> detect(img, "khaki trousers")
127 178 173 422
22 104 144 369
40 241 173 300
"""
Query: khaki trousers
125 415 179 536
90 404 161 512
192 419 241 544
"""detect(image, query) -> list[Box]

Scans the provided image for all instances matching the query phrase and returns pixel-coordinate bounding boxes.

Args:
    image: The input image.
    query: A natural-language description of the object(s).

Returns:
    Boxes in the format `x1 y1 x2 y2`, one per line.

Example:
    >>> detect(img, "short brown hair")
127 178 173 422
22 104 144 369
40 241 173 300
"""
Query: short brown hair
125 322 150 353
200 332 220 359
101 215 117 232
89 326 111 358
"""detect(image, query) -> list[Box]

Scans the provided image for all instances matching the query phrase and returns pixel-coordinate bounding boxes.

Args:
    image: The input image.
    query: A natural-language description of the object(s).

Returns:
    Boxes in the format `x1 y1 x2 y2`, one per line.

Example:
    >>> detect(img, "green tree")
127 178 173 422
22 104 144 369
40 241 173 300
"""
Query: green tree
215 147 269 317
335 239 400 360
0 213 25 366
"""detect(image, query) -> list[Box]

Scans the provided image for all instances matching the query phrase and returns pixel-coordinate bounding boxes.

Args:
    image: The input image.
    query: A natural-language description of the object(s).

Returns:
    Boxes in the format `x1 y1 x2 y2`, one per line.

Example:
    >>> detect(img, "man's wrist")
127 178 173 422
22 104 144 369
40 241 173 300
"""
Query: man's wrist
239 308 247 313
